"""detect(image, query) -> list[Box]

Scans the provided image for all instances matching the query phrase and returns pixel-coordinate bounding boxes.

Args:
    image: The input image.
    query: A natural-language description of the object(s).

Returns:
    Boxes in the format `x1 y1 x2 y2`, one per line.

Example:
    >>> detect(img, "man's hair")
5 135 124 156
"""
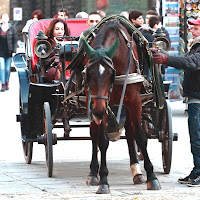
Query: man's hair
88 11 101 16
146 10 158 16
75 11 88 18
129 9 143 21
149 16 160 28
58 8 70 17
97 10 106 18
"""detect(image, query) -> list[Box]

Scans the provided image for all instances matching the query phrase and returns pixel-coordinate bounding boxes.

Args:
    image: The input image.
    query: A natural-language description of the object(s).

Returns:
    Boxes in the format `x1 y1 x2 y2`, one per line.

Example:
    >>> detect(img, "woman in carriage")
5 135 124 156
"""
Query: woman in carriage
43 18 70 83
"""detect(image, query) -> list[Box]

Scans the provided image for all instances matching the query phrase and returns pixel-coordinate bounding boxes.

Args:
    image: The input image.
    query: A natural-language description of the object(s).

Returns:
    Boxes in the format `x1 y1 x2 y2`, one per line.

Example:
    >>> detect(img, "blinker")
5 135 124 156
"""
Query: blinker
82 37 119 60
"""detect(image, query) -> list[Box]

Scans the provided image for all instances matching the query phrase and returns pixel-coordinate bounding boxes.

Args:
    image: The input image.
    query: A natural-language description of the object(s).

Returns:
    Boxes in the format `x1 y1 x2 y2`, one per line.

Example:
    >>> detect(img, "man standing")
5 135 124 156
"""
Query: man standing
57 8 70 19
141 16 161 47
87 11 101 27
151 18 200 187
143 10 170 42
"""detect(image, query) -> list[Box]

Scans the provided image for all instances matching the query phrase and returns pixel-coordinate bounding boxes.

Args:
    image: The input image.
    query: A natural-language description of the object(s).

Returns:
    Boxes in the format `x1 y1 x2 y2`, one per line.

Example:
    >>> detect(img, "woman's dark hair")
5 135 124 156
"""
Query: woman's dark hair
45 18 70 39
32 10 44 20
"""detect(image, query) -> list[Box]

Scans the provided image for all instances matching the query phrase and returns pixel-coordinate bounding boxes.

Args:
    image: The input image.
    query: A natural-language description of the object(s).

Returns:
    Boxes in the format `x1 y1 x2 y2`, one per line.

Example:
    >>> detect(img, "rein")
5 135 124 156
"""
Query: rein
116 35 133 123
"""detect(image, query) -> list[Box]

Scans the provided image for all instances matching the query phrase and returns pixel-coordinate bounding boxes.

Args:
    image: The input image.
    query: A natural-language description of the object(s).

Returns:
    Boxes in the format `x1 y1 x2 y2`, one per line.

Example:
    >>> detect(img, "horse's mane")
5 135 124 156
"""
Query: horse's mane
93 19 122 49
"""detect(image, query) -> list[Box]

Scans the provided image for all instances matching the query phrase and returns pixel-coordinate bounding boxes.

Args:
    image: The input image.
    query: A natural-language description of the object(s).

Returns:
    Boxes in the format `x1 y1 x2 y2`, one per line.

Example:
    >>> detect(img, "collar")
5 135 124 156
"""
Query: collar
190 36 200 47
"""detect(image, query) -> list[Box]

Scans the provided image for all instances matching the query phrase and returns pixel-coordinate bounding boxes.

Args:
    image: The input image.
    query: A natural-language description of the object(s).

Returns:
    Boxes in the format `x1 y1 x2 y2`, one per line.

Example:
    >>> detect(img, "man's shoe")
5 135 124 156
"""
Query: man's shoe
187 176 200 187
178 175 197 184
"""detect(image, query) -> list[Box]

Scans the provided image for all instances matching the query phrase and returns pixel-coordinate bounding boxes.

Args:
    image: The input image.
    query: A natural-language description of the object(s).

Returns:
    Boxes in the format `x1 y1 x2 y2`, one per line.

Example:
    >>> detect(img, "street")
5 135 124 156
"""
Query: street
0 72 200 200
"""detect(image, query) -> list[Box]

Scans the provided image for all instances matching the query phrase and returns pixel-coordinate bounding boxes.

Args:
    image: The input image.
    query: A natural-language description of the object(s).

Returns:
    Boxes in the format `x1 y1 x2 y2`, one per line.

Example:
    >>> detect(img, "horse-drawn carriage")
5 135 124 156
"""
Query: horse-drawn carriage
13 15 178 193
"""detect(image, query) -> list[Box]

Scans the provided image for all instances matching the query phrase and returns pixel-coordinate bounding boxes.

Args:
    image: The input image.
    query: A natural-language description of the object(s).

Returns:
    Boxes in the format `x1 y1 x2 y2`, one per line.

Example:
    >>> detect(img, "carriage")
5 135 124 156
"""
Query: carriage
13 16 178 193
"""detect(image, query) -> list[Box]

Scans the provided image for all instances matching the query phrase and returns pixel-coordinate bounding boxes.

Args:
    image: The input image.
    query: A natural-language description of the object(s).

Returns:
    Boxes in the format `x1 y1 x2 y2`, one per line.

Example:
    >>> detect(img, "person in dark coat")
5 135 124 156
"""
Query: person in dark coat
143 10 170 43
129 9 144 29
150 18 200 187
0 13 17 91
141 16 161 47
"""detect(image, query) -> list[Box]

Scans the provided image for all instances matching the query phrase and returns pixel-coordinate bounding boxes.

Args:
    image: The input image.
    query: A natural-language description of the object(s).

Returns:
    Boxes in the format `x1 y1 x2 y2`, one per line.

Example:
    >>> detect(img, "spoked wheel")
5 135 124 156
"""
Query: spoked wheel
159 100 173 174
22 141 33 164
43 102 53 177
19 93 33 164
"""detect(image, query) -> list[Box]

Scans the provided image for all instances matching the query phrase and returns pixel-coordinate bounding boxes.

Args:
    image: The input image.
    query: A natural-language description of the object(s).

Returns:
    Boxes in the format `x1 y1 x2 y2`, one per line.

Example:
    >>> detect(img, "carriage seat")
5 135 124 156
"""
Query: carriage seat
27 18 88 80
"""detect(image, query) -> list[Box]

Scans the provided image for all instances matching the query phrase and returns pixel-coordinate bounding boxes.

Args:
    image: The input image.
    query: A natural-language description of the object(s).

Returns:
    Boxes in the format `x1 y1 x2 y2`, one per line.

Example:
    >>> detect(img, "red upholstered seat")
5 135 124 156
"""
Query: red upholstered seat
27 18 88 76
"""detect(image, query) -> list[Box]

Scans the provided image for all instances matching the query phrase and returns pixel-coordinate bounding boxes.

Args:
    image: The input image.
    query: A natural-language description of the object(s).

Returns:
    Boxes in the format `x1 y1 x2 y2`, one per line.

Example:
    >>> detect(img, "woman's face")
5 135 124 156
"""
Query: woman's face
1 14 9 23
53 22 65 38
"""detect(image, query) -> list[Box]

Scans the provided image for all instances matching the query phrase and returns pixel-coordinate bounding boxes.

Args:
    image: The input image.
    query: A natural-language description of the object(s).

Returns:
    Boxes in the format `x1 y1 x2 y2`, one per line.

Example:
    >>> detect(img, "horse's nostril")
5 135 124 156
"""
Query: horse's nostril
92 108 106 120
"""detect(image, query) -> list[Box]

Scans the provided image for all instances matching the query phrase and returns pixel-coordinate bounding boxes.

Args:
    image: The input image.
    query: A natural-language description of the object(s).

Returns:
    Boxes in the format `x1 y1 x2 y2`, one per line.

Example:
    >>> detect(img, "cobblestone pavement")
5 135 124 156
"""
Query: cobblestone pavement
0 72 200 200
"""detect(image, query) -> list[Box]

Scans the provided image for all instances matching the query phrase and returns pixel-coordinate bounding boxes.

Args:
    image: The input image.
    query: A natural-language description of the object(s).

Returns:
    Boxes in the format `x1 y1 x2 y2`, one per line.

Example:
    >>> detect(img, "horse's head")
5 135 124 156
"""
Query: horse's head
82 37 119 125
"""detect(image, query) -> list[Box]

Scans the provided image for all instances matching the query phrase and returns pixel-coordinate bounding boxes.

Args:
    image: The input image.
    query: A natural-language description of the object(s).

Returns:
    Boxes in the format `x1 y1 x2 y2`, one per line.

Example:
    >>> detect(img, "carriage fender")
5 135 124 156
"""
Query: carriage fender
17 68 30 114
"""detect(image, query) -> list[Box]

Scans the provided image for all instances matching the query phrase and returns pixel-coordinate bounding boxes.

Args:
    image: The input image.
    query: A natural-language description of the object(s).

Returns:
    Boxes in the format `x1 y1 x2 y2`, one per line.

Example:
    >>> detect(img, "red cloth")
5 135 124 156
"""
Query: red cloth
45 67 60 82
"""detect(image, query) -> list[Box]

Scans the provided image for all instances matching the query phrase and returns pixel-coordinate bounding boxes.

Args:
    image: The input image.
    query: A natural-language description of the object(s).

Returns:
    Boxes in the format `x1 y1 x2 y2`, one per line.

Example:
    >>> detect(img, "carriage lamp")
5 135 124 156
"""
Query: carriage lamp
153 28 166 37
152 28 170 52
34 31 52 58
34 31 52 79
35 30 48 40
152 28 170 75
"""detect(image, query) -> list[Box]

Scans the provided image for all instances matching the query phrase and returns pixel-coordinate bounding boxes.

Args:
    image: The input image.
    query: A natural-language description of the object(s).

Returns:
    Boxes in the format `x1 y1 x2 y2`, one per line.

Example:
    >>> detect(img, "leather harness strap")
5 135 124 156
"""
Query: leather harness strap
119 28 141 74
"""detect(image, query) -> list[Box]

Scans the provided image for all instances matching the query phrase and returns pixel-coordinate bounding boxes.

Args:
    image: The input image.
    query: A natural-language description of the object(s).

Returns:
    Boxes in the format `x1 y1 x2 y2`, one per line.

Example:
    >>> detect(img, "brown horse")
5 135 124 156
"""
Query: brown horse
82 18 161 194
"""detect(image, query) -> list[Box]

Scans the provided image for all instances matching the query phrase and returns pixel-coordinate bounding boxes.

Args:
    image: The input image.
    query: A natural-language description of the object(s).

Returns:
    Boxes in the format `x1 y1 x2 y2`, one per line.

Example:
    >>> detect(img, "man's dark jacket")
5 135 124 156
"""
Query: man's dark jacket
166 37 200 99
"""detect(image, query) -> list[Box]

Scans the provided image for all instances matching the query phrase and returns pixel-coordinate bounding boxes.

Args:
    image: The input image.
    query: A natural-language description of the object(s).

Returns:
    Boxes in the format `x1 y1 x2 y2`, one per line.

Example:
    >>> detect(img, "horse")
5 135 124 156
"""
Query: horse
81 18 161 194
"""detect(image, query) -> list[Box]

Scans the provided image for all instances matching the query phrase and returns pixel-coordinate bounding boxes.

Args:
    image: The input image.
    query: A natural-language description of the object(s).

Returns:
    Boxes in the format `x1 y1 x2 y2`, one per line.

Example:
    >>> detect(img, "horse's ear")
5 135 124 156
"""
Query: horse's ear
105 38 119 58
81 35 96 59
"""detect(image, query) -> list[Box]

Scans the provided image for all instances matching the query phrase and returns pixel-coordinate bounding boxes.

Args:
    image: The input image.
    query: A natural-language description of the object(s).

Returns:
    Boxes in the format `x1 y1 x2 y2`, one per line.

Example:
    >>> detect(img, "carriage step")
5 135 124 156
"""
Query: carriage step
16 114 21 122
173 133 178 141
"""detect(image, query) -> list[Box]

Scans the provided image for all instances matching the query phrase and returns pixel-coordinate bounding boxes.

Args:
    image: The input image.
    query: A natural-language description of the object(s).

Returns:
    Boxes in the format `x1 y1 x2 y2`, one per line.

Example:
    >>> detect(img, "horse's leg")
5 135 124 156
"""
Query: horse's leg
96 123 110 194
135 122 161 190
124 112 146 184
86 121 99 186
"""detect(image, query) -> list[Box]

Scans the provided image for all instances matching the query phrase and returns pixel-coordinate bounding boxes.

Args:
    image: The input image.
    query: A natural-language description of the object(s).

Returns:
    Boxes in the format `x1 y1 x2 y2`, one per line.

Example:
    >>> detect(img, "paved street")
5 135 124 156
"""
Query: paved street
0 72 200 200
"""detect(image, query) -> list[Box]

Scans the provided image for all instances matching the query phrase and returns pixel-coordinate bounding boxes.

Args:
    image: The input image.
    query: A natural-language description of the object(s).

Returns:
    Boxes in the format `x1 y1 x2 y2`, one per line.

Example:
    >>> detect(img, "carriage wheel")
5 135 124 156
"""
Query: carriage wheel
43 102 53 177
160 100 173 174
22 141 33 164
19 93 33 164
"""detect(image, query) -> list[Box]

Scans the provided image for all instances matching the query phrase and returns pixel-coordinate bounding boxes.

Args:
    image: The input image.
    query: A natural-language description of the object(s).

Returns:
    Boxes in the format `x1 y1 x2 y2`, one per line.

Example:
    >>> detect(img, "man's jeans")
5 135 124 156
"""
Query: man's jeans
0 57 12 85
188 103 200 176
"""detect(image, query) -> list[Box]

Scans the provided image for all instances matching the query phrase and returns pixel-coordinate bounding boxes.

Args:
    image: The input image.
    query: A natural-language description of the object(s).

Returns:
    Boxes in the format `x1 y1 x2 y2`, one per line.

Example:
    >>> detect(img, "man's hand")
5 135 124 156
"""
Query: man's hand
150 48 168 64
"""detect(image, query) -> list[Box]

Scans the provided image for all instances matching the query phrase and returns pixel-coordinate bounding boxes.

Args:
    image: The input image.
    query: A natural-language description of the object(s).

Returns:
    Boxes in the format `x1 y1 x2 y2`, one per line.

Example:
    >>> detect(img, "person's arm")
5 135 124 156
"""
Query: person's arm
167 53 200 71
150 48 200 71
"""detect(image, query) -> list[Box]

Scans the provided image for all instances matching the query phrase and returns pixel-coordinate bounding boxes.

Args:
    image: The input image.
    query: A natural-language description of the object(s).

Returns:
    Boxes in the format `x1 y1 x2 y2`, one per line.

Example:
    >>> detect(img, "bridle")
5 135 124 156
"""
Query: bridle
85 53 116 100
84 53 116 119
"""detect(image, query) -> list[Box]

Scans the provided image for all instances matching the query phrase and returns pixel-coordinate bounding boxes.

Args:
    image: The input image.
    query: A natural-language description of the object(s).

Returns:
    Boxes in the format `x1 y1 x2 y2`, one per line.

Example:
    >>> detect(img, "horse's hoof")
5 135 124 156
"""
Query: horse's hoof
147 179 161 190
86 176 99 186
133 174 146 184
96 184 110 194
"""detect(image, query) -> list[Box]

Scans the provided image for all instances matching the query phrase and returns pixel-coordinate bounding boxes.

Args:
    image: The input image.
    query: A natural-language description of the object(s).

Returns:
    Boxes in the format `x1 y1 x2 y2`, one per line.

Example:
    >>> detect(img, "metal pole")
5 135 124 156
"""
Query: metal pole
42 0 45 18
31 0 35 12
50 0 53 18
